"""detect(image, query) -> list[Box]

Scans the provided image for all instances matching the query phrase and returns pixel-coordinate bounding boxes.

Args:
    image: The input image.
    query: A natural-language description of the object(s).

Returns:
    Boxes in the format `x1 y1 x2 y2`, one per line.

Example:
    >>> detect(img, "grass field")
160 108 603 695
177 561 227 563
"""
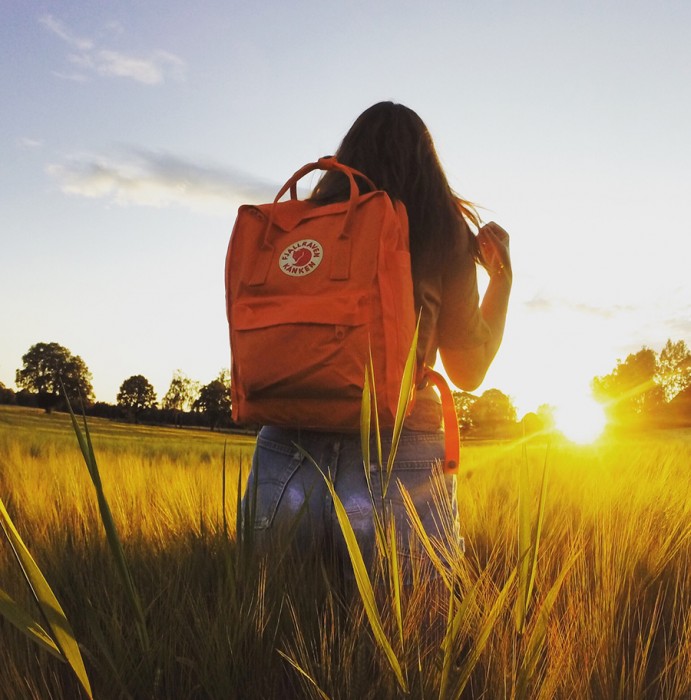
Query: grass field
1 405 690 699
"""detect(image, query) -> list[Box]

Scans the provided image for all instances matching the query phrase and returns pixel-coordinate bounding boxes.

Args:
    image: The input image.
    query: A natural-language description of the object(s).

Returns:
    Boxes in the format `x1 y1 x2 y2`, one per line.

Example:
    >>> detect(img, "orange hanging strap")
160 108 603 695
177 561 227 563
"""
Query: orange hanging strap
424 368 460 474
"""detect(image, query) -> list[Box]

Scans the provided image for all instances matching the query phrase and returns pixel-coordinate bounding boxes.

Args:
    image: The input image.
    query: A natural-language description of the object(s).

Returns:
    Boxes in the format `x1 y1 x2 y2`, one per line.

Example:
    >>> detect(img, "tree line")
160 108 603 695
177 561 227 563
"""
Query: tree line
591 339 691 430
1 339 689 436
3 342 233 431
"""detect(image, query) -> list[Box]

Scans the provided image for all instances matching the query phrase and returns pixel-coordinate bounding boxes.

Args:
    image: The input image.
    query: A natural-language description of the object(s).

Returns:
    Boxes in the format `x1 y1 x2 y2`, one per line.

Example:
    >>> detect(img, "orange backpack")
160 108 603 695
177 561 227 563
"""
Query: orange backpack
225 157 460 471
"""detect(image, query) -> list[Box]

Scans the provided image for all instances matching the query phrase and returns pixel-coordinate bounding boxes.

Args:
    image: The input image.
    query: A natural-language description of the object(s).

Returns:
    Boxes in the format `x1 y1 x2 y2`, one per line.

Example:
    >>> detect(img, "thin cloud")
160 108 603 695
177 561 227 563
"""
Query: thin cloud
665 314 691 338
524 295 635 318
46 148 277 216
570 302 636 318
525 295 690 348
104 20 125 36
39 14 185 85
94 50 185 84
17 137 43 150
39 14 93 51
524 296 553 312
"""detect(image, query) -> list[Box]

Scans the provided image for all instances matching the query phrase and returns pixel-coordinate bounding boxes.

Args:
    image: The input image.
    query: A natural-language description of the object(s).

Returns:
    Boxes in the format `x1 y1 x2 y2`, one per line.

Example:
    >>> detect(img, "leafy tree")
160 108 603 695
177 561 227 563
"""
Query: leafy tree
453 391 478 436
117 375 157 422
520 412 543 435
0 381 16 405
162 370 200 412
666 385 691 426
469 389 518 437
592 348 664 422
15 342 94 412
536 403 557 431
162 370 200 427
655 339 691 402
194 377 231 431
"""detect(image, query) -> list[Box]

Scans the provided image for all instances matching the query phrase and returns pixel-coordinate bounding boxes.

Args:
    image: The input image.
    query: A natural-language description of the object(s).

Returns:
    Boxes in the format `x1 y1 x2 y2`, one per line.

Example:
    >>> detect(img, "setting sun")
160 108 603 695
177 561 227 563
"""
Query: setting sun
554 393 607 444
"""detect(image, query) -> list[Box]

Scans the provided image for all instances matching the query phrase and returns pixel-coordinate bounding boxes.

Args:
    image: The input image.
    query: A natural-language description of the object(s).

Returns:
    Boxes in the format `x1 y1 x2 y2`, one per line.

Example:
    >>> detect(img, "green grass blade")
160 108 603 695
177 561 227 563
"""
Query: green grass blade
222 440 228 537
367 347 387 505
439 580 458 700
277 650 333 700
367 346 383 469
384 322 420 494
0 588 63 660
221 440 231 539
360 365 372 488
359 361 388 562
439 574 483 700
81 408 102 486
61 388 99 485
526 442 550 613
320 473 408 692
516 548 579 699
516 440 550 635
235 459 244 549
239 454 260 578
62 390 150 653
450 568 517 699
387 516 404 650
398 481 452 589
516 441 532 634
0 496 93 698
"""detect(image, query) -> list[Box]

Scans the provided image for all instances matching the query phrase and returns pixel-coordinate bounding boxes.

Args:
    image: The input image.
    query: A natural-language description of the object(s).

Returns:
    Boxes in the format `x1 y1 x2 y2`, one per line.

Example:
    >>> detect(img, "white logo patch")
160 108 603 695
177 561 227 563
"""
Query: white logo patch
279 239 323 277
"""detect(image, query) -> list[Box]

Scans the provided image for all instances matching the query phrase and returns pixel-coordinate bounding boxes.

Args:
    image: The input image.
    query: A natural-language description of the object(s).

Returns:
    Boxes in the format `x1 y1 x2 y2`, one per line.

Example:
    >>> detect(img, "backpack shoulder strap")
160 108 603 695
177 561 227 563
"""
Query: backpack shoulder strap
424 368 461 474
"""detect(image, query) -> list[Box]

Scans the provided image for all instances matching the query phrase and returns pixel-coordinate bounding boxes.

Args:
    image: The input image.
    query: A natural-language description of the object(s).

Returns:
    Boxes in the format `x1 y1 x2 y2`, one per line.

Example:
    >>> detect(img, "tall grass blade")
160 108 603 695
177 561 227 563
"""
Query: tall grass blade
277 650 333 700
516 439 549 635
384 322 420 494
368 347 383 470
364 347 388 521
61 388 150 653
360 364 372 489
516 441 532 634
360 357 388 563
235 460 243 558
0 588 63 660
398 482 452 589
516 548 579 699
439 581 458 700
222 440 228 537
387 516 404 650
319 472 408 692
449 569 517 699
525 442 550 614
0 496 93 698
439 573 482 700
235 458 245 554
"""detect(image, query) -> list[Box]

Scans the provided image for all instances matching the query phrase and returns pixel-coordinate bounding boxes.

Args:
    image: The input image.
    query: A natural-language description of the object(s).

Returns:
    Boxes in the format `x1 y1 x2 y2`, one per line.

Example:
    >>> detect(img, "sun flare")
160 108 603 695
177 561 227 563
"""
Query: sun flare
554 393 607 444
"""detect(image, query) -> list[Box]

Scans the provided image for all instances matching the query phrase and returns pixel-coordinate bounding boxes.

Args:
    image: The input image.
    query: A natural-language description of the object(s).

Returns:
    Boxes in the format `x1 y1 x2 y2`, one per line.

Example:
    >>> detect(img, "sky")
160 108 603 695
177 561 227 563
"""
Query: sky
2 0 690 419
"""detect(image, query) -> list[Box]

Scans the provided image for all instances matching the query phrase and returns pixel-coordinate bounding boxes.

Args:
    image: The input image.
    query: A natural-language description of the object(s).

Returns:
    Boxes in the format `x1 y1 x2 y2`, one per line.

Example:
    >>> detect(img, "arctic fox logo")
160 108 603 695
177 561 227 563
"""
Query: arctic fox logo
279 239 323 277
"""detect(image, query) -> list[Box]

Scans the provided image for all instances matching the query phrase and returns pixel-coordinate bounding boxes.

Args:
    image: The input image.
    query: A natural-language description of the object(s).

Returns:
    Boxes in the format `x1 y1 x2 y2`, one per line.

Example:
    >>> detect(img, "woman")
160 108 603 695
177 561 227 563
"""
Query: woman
239 102 511 577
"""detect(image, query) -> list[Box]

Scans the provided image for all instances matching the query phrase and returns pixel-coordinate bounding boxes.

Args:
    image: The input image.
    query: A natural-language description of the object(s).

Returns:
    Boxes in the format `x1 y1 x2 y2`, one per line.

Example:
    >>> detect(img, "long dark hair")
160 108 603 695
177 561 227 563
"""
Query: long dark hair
310 101 480 276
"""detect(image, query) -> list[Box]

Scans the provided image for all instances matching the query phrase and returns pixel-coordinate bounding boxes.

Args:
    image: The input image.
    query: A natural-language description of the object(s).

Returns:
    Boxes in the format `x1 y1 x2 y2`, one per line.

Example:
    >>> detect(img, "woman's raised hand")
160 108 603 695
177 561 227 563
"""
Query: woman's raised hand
477 221 512 283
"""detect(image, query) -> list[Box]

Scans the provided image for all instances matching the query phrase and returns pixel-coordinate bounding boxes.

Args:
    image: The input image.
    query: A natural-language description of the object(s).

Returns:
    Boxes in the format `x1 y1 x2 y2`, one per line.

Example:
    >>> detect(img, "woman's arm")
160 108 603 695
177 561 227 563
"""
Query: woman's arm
439 222 512 390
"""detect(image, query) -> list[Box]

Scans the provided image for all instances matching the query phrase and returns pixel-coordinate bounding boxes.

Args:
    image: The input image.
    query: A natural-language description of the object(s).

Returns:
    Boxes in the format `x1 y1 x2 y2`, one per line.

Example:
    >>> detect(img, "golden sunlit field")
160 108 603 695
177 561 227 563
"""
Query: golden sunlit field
1 404 690 699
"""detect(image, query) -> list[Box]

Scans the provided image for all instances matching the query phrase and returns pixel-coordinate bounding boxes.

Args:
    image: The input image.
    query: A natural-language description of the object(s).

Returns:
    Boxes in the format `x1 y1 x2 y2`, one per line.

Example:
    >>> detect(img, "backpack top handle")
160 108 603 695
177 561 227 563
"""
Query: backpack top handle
287 156 376 201
249 157 378 286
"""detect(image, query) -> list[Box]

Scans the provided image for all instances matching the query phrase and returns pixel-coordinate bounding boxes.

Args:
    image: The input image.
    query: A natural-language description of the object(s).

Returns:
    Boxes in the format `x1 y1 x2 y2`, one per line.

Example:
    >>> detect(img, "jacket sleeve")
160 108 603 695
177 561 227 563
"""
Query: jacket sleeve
437 243 491 351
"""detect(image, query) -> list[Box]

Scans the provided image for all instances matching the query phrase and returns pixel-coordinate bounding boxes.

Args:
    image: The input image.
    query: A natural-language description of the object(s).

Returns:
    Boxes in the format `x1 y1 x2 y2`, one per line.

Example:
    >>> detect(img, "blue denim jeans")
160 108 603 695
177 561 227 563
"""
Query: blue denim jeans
238 426 462 579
